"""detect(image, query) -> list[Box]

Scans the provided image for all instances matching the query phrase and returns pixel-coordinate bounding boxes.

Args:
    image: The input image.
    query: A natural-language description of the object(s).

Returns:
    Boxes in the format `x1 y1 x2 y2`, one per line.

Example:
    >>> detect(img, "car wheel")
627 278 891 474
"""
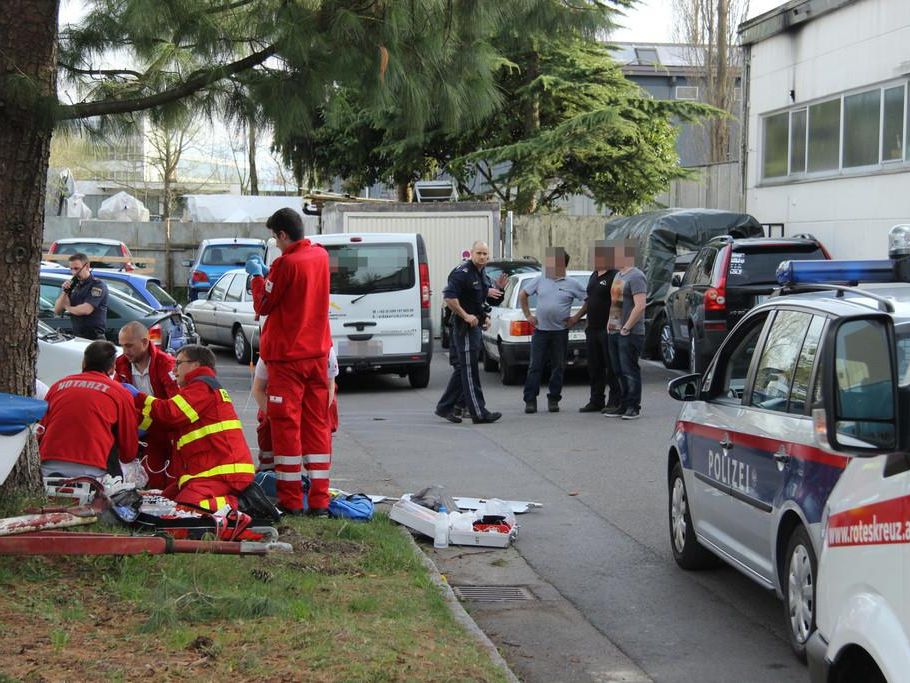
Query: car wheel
660 321 687 370
408 364 430 388
482 344 498 372
783 525 817 662
669 461 718 570
233 327 252 365
498 345 521 385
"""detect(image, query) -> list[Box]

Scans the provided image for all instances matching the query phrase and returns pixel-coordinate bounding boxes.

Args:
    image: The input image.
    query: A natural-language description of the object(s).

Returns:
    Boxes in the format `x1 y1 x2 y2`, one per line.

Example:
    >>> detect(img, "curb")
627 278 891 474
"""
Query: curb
402 529 521 683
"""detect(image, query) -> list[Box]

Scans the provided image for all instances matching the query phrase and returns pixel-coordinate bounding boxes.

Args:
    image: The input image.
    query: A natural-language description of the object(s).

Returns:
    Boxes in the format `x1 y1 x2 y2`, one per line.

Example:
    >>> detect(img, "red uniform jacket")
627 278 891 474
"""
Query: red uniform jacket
114 343 178 398
251 239 331 361
39 371 138 470
134 367 254 495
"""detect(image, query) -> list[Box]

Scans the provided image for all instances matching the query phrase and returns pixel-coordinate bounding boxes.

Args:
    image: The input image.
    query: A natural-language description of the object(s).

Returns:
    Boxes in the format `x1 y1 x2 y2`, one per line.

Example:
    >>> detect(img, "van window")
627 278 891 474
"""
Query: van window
325 243 415 295
202 244 264 266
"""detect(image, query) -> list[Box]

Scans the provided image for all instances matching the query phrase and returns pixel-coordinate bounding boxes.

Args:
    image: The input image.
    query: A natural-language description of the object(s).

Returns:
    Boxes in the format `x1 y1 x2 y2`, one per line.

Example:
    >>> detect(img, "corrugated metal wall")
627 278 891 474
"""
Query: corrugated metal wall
341 212 496 333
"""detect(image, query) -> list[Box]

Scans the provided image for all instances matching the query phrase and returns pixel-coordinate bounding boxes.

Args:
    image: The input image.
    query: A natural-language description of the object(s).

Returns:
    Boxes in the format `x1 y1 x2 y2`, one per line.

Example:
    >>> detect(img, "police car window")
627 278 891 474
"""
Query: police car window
208 275 232 301
750 310 813 413
224 273 245 302
38 283 61 313
717 314 767 401
895 327 910 387
788 315 825 414
145 280 176 307
325 244 415 295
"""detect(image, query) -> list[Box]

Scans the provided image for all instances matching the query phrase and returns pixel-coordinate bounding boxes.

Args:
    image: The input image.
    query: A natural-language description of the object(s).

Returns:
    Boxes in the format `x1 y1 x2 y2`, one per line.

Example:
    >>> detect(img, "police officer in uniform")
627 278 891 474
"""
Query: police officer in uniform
435 241 503 424
54 252 109 340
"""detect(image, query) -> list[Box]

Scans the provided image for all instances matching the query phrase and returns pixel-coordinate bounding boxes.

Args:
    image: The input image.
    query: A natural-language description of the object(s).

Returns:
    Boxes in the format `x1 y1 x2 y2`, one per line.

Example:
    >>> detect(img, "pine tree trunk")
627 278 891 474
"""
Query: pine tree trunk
0 0 59 497
248 119 259 195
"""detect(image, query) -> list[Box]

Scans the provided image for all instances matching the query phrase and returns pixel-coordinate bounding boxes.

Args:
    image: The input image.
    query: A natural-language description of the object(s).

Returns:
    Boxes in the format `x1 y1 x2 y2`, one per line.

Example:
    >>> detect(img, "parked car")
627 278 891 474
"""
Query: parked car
440 258 541 348
661 235 830 372
38 271 196 352
184 269 258 364
666 240 910 663
481 270 588 385
183 238 266 301
46 237 137 271
41 267 177 311
36 320 95 386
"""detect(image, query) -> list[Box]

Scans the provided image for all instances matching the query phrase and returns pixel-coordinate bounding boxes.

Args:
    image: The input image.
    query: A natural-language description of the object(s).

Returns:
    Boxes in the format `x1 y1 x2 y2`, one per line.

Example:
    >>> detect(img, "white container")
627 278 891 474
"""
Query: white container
433 510 449 549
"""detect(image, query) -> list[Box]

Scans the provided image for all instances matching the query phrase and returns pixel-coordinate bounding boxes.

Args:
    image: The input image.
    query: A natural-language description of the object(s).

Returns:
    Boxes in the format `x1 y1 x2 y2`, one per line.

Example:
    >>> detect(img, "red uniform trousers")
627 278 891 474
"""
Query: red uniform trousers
267 356 332 511
163 473 251 512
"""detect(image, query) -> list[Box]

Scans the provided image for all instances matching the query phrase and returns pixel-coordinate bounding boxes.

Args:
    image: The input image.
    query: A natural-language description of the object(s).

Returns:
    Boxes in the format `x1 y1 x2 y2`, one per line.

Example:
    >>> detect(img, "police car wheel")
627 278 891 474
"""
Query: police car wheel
233 327 252 365
783 525 817 661
669 461 718 570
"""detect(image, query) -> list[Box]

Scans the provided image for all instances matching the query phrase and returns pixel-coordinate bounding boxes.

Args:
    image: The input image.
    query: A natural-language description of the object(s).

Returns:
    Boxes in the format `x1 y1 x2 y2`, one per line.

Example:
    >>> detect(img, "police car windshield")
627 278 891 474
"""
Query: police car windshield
325 244 415 295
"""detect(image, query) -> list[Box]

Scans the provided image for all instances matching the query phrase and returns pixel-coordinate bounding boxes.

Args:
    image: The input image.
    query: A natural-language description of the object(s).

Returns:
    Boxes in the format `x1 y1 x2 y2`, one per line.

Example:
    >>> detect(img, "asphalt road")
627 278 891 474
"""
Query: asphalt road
213 345 807 683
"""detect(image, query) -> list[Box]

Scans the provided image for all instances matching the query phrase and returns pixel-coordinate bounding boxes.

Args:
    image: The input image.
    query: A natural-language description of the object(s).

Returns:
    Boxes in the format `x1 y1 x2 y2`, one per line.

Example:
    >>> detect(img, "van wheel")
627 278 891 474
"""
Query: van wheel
408 364 430 389
669 461 718 569
783 525 817 662
482 346 498 372
233 327 252 365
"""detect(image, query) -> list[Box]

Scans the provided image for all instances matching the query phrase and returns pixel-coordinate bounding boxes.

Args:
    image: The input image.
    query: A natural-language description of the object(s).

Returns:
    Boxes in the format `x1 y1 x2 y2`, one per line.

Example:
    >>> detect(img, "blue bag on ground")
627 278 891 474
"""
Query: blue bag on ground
254 471 310 510
329 492 374 521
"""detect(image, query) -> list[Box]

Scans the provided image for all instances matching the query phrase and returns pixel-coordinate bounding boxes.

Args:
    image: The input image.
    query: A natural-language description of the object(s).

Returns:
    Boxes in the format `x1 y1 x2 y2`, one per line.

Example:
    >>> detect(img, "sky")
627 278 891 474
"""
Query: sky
611 0 786 43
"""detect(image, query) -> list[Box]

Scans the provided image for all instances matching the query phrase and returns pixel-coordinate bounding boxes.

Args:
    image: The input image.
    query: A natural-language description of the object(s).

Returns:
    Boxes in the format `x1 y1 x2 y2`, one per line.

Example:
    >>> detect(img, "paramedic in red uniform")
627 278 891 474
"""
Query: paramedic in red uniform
115 321 179 488
39 341 139 479
247 207 332 517
131 344 254 512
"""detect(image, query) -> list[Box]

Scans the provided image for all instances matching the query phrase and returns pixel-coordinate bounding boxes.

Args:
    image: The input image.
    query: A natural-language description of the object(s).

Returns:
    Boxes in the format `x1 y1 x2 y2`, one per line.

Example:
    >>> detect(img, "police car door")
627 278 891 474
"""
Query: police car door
716 309 826 581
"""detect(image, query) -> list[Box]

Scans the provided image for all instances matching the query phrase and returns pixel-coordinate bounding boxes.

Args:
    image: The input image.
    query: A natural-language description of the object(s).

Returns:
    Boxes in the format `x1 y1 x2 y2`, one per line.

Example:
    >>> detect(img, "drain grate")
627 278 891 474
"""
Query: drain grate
451 585 537 602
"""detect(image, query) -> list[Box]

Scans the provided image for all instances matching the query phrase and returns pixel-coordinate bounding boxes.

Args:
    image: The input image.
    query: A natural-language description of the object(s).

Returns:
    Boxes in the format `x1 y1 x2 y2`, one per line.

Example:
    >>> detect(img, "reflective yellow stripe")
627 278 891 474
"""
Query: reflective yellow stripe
173 395 199 423
215 496 227 509
175 419 243 450
177 461 256 488
199 499 211 510
219 389 232 403
138 395 155 431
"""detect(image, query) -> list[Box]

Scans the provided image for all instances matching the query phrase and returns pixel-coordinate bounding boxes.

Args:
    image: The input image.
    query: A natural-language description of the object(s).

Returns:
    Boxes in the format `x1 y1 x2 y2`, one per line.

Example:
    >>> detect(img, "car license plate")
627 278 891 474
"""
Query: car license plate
569 330 585 342
338 339 383 356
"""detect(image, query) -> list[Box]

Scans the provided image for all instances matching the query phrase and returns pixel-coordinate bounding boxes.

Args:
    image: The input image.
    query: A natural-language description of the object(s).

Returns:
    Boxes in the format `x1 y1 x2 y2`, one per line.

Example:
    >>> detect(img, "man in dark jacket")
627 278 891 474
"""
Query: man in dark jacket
580 242 622 413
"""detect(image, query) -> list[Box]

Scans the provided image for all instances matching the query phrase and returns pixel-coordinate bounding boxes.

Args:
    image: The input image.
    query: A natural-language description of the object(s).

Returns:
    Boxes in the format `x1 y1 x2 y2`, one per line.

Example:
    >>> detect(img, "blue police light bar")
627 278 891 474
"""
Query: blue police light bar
776 259 894 286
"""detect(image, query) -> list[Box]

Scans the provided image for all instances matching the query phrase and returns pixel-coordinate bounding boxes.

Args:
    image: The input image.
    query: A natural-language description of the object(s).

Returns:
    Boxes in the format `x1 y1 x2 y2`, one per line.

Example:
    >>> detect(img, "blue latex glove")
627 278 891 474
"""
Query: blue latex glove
138 428 147 439
245 256 265 277
122 383 140 397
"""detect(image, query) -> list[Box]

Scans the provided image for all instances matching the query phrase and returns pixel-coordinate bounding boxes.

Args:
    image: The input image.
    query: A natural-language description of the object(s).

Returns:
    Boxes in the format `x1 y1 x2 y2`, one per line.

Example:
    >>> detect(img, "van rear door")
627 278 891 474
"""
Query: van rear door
322 238 421 358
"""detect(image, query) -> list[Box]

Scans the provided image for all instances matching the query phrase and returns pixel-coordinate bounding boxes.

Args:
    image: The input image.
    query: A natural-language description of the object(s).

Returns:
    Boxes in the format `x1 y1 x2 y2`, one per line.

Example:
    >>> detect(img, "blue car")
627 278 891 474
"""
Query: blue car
183 238 266 300
41 267 178 311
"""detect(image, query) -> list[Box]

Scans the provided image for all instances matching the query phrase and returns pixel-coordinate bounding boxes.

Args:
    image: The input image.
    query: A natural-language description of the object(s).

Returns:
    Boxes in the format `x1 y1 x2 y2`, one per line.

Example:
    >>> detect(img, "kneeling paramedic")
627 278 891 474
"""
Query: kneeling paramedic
130 344 254 511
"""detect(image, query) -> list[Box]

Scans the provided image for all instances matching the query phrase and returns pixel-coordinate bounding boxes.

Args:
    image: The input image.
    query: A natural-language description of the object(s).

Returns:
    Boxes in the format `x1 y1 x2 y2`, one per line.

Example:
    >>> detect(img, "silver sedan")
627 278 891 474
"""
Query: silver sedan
185 268 259 364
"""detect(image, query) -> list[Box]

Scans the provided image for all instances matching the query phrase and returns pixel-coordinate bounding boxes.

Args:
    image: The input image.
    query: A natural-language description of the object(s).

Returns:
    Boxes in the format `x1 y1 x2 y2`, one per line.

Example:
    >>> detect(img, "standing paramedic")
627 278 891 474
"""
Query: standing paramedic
435 241 503 424
39 341 138 479
115 321 179 489
130 345 254 511
247 208 333 517
53 252 109 340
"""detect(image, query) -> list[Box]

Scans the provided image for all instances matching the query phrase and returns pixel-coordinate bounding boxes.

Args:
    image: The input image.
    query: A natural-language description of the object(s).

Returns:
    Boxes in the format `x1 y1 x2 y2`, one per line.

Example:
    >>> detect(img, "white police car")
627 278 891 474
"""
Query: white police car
666 225 910 663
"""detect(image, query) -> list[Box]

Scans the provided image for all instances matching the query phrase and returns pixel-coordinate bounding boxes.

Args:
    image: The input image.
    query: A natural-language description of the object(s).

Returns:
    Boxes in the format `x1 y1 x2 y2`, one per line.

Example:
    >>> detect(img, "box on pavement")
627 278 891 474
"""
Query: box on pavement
389 494 517 548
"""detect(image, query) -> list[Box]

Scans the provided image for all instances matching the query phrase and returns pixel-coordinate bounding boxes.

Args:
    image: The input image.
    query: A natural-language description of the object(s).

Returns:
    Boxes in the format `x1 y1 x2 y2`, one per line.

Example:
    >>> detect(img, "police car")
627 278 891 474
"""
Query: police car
666 225 910 663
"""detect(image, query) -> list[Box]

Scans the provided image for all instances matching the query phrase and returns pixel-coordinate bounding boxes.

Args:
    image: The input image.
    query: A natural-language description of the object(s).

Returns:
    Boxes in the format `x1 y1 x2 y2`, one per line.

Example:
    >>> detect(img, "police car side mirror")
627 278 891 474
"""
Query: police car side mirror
668 373 701 401
821 314 900 455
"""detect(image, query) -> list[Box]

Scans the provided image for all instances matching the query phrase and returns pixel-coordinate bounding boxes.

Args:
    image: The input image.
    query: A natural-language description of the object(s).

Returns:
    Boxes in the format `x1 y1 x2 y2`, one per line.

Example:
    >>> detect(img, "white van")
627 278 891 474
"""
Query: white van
308 233 432 388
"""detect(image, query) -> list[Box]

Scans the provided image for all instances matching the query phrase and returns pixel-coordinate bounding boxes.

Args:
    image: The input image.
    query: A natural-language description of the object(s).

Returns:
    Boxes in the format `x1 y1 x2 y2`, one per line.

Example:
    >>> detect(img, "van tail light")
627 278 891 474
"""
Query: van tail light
191 270 209 284
419 262 430 309
510 320 534 336
706 248 731 312
149 323 163 346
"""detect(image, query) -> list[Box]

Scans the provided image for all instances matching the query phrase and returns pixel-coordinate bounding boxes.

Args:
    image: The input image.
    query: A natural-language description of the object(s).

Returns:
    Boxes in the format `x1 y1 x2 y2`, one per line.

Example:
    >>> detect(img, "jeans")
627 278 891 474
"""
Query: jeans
437 322 487 418
523 329 569 403
608 332 644 411
585 328 621 407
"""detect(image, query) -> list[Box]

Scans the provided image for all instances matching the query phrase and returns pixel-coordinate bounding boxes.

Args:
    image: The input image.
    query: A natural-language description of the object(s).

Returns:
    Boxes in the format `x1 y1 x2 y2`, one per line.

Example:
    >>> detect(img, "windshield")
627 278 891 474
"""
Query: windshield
726 246 827 286
325 243 415 295
201 244 265 266
146 280 177 306
55 242 127 257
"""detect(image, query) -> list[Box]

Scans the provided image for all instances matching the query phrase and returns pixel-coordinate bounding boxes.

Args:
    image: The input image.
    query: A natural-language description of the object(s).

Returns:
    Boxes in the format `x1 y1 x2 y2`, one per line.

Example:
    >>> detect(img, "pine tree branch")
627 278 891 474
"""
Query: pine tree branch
56 45 277 120
58 64 144 79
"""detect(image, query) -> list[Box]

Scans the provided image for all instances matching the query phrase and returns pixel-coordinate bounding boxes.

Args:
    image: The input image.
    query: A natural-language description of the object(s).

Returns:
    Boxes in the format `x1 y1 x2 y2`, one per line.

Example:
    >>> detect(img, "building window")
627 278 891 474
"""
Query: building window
675 86 698 100
789 109 807 174
843 89 880 168
763 113 789 178
882 85 905 162
807 99 841 172
635 47 659 65
761 81 910 181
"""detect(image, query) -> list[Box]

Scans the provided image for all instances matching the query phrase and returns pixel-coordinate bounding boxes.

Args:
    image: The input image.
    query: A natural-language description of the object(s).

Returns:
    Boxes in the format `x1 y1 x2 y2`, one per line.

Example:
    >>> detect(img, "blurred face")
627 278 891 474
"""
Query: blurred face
545 248 566 278
616 243 636 269
593 244 614 271
118 328 150 365
174 353 200 387
471 242 490 269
